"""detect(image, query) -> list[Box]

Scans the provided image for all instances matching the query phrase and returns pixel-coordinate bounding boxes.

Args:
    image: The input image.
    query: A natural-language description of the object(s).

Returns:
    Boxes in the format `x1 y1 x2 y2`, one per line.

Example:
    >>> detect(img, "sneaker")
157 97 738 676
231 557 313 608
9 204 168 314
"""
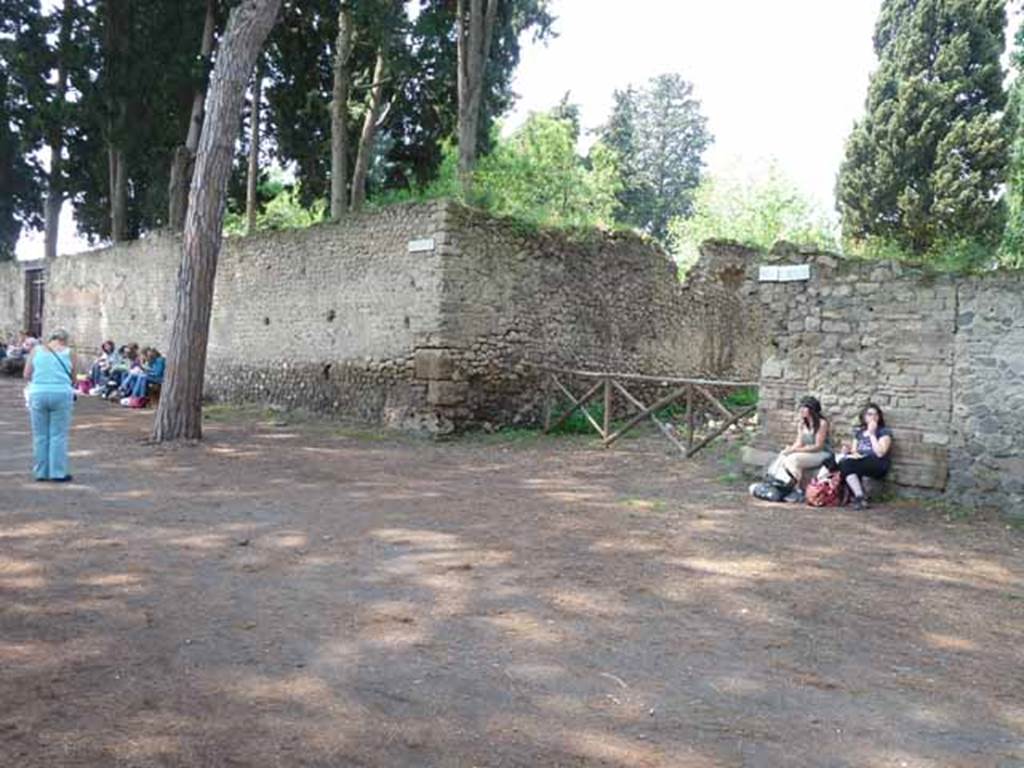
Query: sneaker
51 475 73 483
120 397 131 407
853 496 868 511
783 488 806 504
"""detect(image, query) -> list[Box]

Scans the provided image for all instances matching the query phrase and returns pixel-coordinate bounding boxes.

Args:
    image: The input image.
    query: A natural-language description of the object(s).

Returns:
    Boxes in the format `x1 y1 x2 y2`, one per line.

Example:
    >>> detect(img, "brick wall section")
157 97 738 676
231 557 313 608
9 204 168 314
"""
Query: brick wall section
754 253 956 491
950 274 1024 508
752 250 1024 509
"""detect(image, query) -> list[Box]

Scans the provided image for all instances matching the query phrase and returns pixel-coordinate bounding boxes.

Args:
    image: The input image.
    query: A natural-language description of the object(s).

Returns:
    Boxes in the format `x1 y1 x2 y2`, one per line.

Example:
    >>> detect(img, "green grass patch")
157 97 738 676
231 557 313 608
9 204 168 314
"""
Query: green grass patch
623 498 668 512
723 387 759 409
547 400 607 435
333 425 393 442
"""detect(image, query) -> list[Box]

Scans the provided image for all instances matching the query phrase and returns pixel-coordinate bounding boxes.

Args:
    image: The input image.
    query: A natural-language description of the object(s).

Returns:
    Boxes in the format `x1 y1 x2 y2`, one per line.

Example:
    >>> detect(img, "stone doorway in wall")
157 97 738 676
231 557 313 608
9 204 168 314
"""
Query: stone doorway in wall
24 268 45 339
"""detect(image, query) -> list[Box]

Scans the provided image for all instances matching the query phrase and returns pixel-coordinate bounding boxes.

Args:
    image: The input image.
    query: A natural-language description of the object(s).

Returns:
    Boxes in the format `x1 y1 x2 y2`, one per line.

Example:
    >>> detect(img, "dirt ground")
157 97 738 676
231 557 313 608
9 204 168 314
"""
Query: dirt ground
1 378 1022 768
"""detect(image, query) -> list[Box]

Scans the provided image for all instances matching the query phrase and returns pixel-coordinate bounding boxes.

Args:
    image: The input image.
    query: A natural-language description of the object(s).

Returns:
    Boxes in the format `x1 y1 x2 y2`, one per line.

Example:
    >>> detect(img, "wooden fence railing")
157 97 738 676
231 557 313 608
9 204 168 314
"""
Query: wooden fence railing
534 365 758 457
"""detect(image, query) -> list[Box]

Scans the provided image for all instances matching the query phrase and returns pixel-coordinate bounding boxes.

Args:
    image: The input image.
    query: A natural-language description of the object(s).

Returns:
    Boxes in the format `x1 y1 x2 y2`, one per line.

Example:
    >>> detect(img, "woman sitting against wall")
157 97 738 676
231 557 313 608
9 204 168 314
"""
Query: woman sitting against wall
776 396 832 501
88 340 119 393
100 344 135 397
123 347 165 403
834 403 893 510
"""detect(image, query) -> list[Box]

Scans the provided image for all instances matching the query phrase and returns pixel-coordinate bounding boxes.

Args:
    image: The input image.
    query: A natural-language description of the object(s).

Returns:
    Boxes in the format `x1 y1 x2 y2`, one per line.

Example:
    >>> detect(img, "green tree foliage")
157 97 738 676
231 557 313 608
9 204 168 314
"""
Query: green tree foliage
0 0 46 258
669 165 838 273
5 0 554 252
837 0 1009 255
262 0 553 211
388 0 552 192
597 74 712 241
224 166 323 234
1003 16 1024 268
66 0 214 241
473 113 619 228
377 111 619 230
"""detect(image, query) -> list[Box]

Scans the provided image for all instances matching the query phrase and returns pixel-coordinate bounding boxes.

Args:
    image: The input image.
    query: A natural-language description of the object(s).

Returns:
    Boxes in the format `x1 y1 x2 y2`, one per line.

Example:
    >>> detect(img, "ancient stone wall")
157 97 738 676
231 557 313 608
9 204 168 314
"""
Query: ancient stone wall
422 211 764 426
16 201 759 432
0 259 24 341
45 235 179 360
751 249 1023 509
203 204 447 428
41 203 446 427
950 274 1024 509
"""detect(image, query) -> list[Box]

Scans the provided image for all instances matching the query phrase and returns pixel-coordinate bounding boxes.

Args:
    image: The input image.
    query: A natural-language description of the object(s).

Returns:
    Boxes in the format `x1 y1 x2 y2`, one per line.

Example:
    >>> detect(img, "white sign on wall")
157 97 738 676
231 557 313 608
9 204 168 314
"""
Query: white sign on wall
758 264 810 283
407 238 436 253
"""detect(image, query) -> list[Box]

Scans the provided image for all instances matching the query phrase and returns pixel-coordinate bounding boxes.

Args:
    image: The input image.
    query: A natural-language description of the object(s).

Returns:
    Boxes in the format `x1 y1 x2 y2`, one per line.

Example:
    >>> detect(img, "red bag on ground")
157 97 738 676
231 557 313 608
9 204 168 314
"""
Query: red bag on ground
127 396 149 409
806 471 843 507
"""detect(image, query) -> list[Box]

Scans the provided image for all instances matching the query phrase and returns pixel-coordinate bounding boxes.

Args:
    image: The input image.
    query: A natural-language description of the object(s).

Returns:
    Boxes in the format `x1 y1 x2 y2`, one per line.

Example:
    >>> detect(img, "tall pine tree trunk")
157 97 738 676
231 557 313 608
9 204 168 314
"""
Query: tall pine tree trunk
350 48 386 213
43 0 73 261
109 144 127 241
152 0 282 443
168 0 217 231
329 1 353 220
246 64 262 234
104 0 130 243
456 0 497 196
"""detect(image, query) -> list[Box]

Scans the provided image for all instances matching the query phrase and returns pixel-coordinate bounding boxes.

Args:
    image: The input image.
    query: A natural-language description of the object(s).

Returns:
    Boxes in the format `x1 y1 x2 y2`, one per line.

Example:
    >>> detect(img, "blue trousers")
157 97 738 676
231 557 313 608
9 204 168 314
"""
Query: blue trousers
29 390 74 480
130 375 160 398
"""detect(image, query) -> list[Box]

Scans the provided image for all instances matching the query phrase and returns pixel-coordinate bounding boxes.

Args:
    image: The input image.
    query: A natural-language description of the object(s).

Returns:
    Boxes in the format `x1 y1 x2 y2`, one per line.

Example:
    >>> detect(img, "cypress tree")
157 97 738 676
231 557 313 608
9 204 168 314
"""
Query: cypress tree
598 75 712 241
836 0 1009 254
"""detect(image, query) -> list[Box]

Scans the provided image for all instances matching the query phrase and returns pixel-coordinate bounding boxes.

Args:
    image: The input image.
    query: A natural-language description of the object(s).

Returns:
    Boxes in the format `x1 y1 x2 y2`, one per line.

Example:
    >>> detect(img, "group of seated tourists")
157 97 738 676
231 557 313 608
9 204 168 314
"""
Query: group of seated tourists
757 396 894 510
1 330 40 359
85 340 165 406
1 331 41 375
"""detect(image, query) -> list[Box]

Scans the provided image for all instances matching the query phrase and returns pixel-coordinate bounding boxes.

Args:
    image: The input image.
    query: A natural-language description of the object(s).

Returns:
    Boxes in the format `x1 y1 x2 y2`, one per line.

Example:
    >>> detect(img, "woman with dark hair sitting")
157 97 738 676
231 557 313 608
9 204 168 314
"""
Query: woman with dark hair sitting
777 396 832 499
838 402 893 510
88 340 118 393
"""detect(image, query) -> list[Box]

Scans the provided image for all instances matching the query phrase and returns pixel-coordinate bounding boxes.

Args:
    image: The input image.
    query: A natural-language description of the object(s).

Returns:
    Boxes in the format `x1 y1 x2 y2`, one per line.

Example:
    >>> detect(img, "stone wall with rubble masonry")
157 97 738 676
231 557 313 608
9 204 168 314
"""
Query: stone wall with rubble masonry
950 275 1024 508
39 203 447 429
17 201 761 433
418 212 765 428
751 248 1023 510
0 259 27 342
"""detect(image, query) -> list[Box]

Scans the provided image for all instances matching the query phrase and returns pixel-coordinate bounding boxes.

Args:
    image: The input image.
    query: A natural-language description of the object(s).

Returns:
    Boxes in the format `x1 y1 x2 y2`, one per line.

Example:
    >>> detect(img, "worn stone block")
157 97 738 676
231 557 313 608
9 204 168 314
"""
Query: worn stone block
427 380 469 406
414 348 456 380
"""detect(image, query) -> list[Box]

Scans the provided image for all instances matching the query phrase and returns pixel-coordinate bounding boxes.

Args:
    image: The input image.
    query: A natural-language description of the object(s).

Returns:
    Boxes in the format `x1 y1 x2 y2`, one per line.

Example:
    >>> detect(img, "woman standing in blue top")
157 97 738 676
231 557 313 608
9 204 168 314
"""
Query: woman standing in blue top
838 403 894 510
23 329 76 482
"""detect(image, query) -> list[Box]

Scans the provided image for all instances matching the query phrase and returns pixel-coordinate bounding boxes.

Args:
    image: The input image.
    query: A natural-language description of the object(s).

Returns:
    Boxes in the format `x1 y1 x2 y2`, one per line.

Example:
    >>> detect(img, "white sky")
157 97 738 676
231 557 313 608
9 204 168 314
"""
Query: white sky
506 0 884 214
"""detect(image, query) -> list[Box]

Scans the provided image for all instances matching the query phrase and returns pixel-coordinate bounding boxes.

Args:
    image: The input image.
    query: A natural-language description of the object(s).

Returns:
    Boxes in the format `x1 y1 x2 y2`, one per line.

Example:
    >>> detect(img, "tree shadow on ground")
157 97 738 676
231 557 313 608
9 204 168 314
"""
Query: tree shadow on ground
1 383 1022 767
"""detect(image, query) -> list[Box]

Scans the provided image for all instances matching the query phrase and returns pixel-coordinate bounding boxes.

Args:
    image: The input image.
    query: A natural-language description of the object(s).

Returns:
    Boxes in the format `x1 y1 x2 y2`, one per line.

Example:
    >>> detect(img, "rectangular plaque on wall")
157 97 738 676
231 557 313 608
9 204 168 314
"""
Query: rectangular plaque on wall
777 264 811 282
758 264 810 282
407 238 436 253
